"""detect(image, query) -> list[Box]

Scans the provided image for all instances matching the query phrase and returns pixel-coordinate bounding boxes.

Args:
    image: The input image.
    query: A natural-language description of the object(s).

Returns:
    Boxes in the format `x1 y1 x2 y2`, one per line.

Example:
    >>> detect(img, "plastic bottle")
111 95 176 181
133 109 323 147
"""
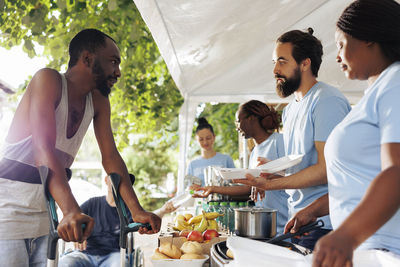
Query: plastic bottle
220 202 229 230
202 200 209 212
214 202 223 229
170 189 194 208
195 200 203 216
227 202 237 233
216 202 227 229
206 201 215 213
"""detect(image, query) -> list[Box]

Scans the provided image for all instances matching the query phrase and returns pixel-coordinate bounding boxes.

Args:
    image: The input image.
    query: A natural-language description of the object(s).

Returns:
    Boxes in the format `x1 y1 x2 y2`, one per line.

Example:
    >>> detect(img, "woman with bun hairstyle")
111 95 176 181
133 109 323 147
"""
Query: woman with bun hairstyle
187 117 235 187
194 100 289 234
285 0 400 265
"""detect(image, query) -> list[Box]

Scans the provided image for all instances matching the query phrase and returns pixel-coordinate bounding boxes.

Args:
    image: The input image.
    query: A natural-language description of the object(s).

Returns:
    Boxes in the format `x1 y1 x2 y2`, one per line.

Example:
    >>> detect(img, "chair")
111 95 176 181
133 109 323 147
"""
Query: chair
39 167 148 267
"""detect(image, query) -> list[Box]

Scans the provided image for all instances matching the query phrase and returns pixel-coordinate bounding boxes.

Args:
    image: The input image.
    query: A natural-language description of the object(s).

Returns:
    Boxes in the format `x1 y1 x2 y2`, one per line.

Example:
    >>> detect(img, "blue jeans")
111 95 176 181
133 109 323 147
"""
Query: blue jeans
59 250 127 267
0 235 48 267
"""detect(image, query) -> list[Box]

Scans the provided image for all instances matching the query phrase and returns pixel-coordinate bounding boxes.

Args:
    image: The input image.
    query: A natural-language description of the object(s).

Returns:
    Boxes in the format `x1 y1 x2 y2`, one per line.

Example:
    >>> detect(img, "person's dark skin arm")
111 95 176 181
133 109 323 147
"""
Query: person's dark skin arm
284 193 329 234
313 143 400 267
233 141 327 189
28 69 94 242
192 185 251 198
153 201 177 218
92 90 161 234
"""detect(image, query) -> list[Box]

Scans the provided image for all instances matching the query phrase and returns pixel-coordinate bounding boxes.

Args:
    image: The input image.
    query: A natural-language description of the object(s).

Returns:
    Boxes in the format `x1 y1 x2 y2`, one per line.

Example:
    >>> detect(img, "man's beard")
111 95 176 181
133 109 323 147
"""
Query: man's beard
275 66 301 98
92 59 112 97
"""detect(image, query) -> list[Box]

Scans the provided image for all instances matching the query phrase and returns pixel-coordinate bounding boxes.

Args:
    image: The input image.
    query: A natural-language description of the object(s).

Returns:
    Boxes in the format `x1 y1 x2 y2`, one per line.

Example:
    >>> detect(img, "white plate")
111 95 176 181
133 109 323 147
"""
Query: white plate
215 154 304 180
215 168 262 180
258 154 304 174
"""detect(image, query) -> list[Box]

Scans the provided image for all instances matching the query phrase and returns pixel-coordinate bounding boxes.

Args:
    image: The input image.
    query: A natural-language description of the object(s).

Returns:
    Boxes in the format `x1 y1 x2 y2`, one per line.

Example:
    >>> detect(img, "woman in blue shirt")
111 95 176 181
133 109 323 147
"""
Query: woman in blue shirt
285 0 400 266
194 100 289 234
187 117 235 187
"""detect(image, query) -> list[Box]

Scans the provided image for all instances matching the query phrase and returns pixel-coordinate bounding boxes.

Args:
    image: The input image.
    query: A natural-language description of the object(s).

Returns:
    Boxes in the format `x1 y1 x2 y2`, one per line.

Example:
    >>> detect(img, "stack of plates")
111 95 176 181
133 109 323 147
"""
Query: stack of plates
215 154 304 180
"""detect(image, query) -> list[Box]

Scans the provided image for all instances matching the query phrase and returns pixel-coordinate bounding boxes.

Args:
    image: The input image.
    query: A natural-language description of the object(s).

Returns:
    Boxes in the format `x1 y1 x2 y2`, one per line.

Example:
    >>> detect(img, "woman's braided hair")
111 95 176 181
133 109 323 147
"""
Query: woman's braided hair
337 0 400 62
240 100 280 133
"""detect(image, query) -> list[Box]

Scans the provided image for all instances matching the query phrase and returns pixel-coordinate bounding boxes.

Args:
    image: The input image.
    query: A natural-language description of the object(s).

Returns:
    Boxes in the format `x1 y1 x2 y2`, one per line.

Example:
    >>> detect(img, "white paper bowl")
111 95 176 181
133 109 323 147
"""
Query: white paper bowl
150 254 209 267
258 154 304 174
216 168 262 179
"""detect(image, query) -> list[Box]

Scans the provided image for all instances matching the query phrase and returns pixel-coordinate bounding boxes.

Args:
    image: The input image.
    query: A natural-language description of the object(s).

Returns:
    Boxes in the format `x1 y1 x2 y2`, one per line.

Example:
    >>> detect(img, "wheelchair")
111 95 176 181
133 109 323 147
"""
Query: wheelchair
39 166 147 267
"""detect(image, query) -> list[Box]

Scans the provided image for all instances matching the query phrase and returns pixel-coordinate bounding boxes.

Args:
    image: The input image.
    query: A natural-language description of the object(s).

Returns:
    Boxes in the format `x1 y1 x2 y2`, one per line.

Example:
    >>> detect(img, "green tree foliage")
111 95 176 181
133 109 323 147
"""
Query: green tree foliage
0 0 240 209
0 0 183 209
1 0 183 139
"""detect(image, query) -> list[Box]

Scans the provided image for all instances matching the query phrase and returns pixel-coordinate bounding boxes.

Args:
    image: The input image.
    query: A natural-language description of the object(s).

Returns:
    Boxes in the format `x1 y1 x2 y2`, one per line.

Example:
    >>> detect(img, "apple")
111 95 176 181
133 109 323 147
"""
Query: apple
202 229 219 241
187 230 204 243
179 229 191 238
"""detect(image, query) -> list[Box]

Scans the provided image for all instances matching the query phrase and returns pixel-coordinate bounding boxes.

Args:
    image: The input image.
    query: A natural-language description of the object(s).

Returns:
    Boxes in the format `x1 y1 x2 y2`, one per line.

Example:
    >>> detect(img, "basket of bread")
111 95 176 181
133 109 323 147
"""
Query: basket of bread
151 241 209 267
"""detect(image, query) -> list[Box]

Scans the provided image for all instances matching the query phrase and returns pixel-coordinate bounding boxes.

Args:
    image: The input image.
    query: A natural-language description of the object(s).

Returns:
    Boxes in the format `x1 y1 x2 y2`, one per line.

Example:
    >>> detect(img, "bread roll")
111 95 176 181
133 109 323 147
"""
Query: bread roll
151 248 171 260
180 241 203 254
226 248 234 259
180 253 205 259
159 242 182 259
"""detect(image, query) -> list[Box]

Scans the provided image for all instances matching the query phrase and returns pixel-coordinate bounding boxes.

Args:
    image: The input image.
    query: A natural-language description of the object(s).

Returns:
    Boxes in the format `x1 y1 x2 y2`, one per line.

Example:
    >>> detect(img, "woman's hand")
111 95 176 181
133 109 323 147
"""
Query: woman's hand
232 173 268 189
162 201 177 213
284 207 317 234
312 231 354 267
250 186 265 202
257 157 270 166
189 183 201 190
192 186 213 198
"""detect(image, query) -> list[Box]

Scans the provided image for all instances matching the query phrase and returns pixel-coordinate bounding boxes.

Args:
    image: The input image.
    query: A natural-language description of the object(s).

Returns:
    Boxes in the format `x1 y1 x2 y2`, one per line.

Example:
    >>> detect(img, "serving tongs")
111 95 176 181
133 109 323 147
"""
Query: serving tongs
266 219 325 245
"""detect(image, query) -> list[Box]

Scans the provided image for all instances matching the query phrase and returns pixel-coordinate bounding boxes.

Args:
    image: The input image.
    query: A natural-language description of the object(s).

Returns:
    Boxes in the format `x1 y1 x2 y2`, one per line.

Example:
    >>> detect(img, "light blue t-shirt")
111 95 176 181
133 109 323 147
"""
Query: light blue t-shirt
325 62 400 254
282 81 351 229
250 132 289 234
187 152 235 186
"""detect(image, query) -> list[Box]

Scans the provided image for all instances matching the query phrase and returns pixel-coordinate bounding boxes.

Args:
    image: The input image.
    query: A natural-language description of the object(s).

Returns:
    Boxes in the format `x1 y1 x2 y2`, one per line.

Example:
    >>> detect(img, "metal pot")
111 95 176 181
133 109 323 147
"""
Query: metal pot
234 207 277 239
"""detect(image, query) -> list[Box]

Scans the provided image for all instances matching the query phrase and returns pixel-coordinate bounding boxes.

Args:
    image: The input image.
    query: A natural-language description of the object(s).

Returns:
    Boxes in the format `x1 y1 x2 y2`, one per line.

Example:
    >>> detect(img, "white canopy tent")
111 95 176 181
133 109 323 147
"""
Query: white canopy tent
133 0 368 193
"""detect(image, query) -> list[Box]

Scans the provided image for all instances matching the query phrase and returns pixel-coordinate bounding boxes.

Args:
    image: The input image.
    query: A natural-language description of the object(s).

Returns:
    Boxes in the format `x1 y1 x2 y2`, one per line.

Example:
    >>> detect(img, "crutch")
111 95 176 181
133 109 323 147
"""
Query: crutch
38 165 76 267
108 173 151 267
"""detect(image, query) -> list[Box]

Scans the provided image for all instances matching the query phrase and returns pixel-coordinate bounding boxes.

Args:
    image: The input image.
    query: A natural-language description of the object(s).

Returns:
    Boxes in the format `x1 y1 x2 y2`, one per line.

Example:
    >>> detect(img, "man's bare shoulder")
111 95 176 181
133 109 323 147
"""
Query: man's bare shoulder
26 68 64 108
28 68 63 97
30 68 61 86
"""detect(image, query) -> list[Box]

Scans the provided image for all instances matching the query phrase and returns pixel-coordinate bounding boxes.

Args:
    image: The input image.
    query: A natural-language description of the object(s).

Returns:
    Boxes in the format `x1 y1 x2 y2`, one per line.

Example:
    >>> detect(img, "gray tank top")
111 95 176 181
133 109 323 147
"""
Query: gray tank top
0 72 94 182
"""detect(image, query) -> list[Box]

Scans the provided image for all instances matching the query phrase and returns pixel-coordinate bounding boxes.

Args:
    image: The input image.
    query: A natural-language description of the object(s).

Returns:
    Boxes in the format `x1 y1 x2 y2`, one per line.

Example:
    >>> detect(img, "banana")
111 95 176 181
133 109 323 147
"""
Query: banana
193 211 208 232
174 218 191 231
207 219 218 231
174 214 186 222
188 212 223 225
183 213 193 221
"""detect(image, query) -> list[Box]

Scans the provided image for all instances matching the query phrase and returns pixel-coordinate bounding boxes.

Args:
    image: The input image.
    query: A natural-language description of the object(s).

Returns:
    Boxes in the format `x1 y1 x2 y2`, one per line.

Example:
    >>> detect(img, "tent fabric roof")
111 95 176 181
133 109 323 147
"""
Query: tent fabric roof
133 0 368 192
134 0 367 104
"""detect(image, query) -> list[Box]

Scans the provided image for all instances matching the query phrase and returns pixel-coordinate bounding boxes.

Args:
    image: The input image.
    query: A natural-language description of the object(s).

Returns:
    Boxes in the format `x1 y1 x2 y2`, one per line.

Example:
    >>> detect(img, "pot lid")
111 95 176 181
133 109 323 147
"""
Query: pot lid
234 207 277 213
